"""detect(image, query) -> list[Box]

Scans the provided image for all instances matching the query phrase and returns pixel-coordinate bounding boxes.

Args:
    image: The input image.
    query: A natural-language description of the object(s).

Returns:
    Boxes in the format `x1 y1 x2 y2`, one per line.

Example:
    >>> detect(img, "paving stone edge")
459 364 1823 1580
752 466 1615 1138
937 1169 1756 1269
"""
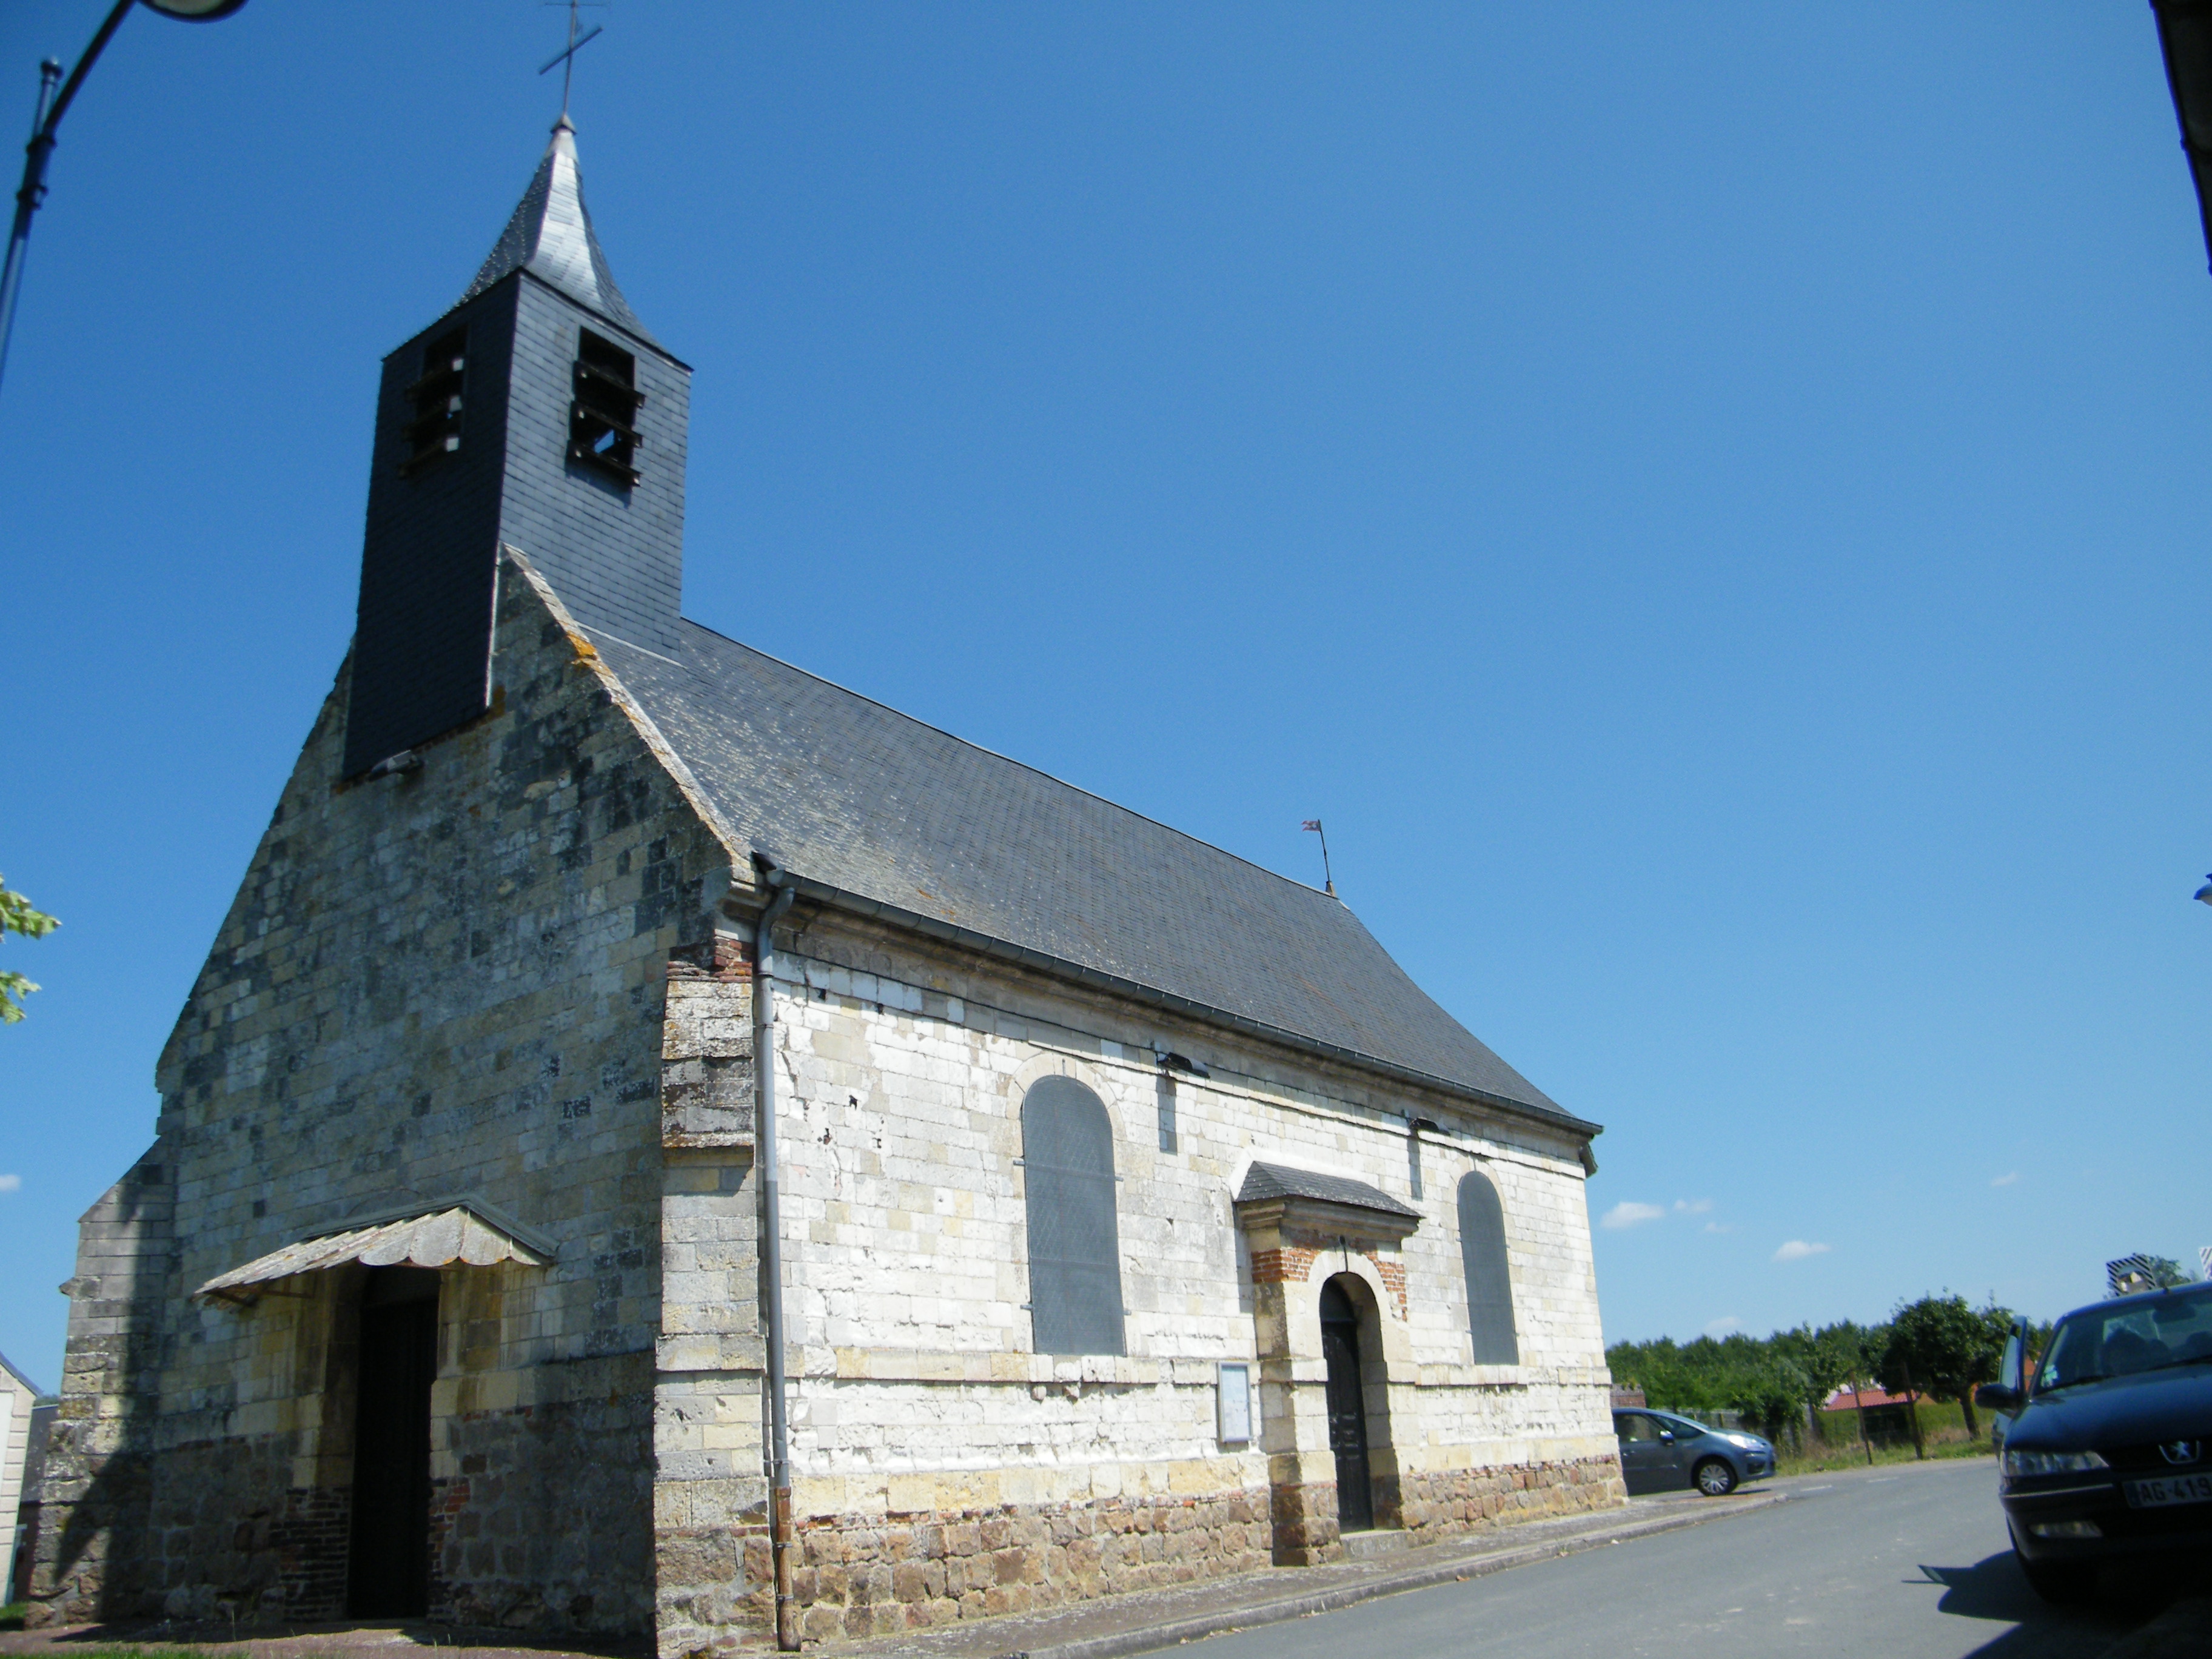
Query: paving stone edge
991 1492 1788 1659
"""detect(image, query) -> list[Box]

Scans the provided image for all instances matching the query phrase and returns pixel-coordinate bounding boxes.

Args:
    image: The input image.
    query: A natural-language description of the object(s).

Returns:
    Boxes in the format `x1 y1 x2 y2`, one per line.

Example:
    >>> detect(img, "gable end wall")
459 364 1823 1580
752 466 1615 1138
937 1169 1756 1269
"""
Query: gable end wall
30 555 729 1637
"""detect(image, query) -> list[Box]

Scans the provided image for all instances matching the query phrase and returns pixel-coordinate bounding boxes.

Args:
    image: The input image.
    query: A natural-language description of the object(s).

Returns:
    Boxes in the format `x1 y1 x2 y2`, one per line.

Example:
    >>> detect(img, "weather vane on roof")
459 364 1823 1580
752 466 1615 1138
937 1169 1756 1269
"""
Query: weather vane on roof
540 0 606 121
1302 820 1336 897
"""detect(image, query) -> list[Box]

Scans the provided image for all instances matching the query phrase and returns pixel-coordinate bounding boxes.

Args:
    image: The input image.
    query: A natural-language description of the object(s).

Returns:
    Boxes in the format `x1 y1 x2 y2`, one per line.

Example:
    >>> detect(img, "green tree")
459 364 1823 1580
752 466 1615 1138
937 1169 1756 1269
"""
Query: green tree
2127 1256 2195 1292
1880 1295 2013 1439
1 874 58 1022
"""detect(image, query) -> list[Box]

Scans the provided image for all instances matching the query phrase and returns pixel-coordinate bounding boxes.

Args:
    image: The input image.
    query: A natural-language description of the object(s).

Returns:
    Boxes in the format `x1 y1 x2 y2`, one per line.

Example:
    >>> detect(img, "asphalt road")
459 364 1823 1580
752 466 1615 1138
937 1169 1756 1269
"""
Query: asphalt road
1166 1459 2186 1659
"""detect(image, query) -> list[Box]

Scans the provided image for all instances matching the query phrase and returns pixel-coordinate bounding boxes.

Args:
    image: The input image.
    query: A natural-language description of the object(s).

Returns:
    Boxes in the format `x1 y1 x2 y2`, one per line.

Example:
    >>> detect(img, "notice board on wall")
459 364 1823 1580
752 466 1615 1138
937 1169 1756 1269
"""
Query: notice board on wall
1217 1361 1253 1445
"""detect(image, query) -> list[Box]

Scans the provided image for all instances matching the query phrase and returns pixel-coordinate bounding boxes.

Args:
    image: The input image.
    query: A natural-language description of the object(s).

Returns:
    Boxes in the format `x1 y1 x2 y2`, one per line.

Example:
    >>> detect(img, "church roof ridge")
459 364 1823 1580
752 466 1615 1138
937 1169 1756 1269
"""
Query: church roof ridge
460 116 659 346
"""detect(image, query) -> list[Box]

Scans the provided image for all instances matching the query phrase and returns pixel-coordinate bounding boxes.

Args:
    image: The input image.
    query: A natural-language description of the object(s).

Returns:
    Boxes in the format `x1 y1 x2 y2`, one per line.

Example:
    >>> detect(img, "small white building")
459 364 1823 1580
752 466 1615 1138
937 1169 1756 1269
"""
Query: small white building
0 1352 53 1603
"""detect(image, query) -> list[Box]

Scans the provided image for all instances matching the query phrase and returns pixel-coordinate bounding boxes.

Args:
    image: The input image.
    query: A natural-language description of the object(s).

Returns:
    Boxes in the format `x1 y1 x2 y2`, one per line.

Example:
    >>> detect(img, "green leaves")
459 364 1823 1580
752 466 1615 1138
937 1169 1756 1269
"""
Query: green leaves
0 874 58 1024
1878 1295 2008 1403
1608 1304 2025 1443
1607 1323 1869 1439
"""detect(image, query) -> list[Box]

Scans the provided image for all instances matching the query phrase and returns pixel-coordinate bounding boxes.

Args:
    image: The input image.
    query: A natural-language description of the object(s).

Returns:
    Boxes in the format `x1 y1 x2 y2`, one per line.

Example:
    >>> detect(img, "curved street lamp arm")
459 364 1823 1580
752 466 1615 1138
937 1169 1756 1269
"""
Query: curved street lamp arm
42 0 139 144
0 0 139 397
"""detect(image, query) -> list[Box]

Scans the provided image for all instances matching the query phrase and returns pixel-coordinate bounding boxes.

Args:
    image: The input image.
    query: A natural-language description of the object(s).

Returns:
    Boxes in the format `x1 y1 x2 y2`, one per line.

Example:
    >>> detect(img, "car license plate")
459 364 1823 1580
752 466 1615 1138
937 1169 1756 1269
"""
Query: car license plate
2124 1473 2212 1509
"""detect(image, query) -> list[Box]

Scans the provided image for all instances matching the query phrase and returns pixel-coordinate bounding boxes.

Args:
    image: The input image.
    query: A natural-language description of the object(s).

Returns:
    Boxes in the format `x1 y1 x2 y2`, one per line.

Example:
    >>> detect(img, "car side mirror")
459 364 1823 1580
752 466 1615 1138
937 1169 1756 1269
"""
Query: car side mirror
1974 1383 2022 1413
1657 1429 1675 1441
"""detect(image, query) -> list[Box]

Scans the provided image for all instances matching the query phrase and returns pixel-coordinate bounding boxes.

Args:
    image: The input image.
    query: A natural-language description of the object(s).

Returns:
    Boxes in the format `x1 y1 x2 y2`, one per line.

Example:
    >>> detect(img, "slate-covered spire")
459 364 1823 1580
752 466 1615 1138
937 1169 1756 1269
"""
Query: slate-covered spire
459 116 657 345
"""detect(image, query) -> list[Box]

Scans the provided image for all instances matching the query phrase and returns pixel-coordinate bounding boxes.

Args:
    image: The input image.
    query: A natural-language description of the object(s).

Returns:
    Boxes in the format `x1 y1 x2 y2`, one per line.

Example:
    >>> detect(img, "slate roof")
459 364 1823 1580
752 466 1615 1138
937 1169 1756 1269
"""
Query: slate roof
592 619 1586 1130
1235 1161 1421 1219
460 118 658 346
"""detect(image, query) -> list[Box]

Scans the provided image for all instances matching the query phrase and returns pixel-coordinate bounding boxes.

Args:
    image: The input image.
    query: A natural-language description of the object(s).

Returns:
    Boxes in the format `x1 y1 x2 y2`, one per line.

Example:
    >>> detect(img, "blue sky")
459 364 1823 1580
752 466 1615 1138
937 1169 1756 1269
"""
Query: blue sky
3 1 2209 1387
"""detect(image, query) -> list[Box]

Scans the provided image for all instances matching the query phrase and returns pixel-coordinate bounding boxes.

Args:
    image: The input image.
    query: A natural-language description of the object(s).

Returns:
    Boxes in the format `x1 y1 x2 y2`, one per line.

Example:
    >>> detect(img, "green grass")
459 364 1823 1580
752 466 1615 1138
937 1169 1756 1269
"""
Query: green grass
1775 1433 1994 1476
0 1602 24 1631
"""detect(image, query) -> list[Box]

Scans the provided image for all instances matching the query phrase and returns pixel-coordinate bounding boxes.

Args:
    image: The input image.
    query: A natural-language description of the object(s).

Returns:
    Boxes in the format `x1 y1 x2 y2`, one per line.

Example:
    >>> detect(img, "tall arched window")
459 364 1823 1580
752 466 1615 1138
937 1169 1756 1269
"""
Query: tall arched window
1020 1076 1127 1355
1458 1169 1518 1365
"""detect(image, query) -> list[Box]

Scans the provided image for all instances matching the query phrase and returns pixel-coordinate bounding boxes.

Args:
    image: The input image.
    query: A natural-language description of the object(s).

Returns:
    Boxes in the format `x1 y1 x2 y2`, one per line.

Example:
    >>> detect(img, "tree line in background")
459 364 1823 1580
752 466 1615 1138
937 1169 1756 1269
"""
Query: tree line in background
1606 1295 2049 1444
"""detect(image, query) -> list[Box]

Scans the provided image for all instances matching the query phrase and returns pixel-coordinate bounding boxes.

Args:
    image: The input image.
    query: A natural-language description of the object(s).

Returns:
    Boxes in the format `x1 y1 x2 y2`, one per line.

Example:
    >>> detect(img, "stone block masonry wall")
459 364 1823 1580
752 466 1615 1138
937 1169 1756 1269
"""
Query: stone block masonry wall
1398 1458 1624 1540
33 552 731 1637
431 1352 655 1632
28 1151 175 1626
652 970 768 1658
788 1487 1272 1641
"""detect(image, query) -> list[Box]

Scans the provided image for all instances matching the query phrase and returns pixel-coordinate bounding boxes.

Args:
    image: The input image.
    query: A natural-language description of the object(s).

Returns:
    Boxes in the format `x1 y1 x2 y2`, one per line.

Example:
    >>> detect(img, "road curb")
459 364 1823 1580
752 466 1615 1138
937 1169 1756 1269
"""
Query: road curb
994 1491 1788 1659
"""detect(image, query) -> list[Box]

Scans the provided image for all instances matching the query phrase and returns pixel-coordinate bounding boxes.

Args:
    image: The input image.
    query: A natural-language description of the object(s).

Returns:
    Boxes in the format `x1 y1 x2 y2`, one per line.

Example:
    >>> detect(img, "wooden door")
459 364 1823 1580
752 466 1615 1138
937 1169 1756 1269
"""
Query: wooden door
1320 1279 1373 1531
347 1268 440 1618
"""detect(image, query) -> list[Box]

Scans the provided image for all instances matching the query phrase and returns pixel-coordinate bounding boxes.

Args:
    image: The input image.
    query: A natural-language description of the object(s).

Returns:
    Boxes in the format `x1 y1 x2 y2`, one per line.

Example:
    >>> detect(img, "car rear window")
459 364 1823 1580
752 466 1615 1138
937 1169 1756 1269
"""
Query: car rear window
2037 1284 2212 1392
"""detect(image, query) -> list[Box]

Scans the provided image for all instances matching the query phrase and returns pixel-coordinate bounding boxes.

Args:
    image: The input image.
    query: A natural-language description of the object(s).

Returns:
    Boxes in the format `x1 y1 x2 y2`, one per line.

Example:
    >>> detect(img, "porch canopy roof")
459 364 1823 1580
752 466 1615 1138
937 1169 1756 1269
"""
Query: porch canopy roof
1233 1159 1422 1247
194 1199 553 1305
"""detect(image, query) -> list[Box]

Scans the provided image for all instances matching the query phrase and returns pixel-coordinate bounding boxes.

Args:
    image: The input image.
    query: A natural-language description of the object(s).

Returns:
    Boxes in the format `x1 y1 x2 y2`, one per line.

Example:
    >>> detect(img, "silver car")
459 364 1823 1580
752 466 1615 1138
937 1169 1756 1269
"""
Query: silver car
1614 1409 1776 1496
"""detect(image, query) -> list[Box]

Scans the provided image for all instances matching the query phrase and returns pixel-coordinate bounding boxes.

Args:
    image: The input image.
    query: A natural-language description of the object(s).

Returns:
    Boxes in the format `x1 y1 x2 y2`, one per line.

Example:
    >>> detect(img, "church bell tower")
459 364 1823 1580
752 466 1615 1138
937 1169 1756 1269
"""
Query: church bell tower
341 118 691 780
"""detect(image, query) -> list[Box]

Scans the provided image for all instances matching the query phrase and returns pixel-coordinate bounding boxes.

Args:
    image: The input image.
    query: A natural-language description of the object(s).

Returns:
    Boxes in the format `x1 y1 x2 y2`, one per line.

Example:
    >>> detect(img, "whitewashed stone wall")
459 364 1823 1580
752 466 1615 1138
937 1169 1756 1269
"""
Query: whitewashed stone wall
654 911 1620 1646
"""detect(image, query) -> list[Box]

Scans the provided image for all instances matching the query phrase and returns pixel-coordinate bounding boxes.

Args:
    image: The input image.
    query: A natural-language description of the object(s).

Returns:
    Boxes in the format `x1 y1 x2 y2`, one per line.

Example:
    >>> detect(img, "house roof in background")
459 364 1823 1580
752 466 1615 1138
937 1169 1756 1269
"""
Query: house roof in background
593 617 1589 1133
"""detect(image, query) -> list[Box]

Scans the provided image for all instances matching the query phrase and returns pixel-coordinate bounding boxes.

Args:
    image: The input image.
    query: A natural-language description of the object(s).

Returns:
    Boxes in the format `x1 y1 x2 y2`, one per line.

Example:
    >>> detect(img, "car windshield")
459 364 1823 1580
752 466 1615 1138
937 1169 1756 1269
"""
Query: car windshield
2037 1284 2212 1392
1665 1416 1710 1438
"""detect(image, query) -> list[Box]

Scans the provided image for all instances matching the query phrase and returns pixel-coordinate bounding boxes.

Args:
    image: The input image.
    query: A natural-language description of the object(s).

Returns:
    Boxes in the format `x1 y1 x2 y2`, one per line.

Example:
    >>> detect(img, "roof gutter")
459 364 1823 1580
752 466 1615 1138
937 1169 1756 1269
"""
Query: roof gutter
759 867 1603 1144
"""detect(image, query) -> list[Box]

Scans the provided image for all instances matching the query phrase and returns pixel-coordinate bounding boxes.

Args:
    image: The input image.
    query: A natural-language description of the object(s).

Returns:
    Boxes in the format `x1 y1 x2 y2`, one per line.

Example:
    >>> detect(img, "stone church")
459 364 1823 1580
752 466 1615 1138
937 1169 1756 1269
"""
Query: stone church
29 119 1621 1650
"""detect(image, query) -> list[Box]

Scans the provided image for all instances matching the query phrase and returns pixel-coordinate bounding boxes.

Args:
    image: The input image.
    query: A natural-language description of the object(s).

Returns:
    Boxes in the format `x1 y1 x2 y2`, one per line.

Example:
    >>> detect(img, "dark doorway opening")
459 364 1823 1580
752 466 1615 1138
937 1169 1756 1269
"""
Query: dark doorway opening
1319 1275 1373 1531
347 1265 440 1618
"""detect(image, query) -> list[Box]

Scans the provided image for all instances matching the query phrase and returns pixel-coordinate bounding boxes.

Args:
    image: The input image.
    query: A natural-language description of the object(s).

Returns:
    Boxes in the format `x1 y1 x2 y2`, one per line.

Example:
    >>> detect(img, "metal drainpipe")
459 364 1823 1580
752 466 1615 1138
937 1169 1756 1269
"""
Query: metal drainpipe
753 862 800 1651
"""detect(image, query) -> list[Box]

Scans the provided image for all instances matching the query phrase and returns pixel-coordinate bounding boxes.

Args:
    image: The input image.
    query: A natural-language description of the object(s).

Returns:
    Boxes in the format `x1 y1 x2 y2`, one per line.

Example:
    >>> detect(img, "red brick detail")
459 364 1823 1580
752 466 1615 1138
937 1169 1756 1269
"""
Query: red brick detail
1369 1256 1409 1321
1248 1245 1317 1284
668 936 754 981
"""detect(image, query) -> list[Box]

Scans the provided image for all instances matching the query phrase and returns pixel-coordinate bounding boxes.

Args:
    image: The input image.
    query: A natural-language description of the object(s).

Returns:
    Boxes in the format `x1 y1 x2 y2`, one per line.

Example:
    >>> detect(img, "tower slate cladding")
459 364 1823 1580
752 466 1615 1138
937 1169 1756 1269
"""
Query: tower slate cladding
343 117 690 779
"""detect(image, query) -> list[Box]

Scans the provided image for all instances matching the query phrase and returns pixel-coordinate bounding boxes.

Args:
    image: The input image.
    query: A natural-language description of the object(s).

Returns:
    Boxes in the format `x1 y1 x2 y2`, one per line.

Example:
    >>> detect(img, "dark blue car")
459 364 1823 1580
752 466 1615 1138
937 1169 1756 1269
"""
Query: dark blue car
1976 1280 2212 1603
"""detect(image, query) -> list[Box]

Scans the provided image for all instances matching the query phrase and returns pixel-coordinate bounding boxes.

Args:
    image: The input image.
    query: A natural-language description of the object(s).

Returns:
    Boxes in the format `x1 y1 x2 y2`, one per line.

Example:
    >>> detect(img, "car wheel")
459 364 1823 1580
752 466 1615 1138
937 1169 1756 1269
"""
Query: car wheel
1693 1458 1738 1496
2020 1557 2097 1606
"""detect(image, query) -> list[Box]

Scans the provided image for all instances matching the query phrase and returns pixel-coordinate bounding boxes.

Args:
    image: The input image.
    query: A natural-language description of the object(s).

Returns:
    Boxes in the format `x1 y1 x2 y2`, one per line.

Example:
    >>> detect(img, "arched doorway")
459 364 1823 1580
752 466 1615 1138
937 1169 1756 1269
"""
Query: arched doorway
1319 1275 1373 1530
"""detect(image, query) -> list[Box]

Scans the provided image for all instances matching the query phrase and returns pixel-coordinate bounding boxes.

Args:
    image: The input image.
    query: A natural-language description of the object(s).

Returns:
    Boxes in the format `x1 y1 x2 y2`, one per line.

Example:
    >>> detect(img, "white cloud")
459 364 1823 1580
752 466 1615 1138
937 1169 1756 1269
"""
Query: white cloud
1703 1316 1741 1337
1701 1221 1731 1234
1991 1171 2019 1187
0 1174 19 1193
1773 1239 1832 1264
1601 1201 1667 1230
1675 1198 1714 1215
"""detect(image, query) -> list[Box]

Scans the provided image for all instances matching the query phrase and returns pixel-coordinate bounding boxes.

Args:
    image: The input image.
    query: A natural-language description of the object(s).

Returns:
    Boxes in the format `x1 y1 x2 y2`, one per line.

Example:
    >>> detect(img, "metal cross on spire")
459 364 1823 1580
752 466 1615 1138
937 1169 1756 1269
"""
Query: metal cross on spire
539 0 605 120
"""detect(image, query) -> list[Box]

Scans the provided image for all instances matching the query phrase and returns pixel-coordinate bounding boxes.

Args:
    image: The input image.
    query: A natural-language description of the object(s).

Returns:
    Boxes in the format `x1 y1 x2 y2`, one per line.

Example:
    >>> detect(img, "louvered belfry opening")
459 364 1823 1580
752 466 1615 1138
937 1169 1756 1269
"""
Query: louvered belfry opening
570 327 642 486
1457 1170 1519 1365
399 326 466 474
1020 1076 1127 1356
